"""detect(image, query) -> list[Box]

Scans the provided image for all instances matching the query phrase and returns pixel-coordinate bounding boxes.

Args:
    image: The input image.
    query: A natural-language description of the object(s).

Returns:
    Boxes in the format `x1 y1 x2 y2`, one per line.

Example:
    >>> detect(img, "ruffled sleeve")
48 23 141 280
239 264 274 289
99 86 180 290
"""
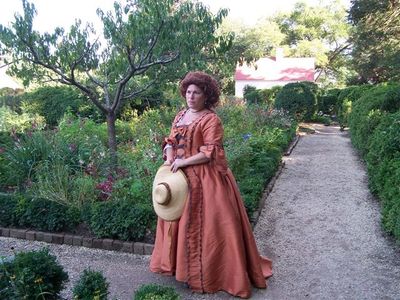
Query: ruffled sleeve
199 114 228 174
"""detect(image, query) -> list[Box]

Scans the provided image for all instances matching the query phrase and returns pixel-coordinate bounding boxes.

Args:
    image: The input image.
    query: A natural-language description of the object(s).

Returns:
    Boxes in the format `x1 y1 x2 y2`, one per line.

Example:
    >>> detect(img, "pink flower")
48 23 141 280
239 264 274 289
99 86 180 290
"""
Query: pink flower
95 177 114 201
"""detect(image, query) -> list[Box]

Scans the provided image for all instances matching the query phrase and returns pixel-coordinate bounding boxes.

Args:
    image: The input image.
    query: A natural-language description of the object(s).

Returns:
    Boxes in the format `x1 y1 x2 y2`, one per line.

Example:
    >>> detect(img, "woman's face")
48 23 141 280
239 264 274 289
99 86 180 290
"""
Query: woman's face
186 84 206 111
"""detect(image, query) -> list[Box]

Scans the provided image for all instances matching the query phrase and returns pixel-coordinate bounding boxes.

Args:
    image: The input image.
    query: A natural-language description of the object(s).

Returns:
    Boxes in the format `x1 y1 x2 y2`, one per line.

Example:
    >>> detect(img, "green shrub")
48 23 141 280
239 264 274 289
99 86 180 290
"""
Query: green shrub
243 85 282 106
366 111 400 186
365 112 400 239
134 284 180 300
243 85 258 101
347 83 400 241
1 130 53 189
89 200 155 241
0 248 68 300
0 106 45 133
337 85 373 128
0 87 24 113
321 88 341 113
0 193 17 226
16 196 81 232
21 85 101 127
72 269 109 300
380 157 400 238
349 83 400 156
274 82 318 121
318 94 337 115
309 114 332 125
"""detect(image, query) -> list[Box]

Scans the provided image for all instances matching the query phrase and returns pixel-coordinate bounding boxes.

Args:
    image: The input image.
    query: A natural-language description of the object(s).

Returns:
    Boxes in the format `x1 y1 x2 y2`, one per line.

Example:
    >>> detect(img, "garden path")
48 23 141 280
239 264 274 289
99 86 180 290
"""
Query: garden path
1 123 400 299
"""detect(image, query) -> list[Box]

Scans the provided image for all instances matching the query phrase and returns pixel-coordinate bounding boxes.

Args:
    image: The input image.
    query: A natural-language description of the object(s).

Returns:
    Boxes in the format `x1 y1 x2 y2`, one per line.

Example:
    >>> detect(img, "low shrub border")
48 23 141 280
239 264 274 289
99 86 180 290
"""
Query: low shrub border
0 227 154 255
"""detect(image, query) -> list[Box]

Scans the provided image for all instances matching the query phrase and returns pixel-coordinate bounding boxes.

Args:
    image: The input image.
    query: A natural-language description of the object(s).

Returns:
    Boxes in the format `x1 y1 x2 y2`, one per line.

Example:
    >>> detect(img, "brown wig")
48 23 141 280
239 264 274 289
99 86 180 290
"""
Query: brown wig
179 71 220 109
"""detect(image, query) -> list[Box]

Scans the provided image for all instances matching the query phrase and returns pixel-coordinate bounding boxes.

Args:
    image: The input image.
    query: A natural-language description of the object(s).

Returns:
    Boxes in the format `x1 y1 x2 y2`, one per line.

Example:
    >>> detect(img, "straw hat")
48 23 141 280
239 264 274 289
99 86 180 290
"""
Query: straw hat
152 165 189 221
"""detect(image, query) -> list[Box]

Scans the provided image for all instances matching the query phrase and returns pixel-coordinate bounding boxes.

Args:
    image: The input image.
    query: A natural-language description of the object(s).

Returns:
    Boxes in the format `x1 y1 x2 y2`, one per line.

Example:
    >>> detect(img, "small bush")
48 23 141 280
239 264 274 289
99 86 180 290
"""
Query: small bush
0 193 17 226
0 248 68 299
16 196 81 232
89 200 155 241
72 269 109 300
274 82 318 121
134 284 180 300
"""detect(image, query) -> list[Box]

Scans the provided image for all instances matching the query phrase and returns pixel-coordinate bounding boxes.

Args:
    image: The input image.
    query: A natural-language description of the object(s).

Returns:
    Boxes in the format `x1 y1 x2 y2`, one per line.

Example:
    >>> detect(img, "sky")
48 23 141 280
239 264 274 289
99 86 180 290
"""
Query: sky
0 0 351 88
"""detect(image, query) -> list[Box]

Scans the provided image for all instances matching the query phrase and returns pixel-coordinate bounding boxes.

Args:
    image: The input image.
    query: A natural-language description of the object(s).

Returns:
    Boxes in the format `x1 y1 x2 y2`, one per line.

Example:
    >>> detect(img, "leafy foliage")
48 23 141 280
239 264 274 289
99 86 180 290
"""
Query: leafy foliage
16 196 81 232
134 284 180 300
346 83 400 240
72 269 109 300
336 85 373 128
21 86 101 127
0 193 17 226
0 248 68 300
348 83 400 156
0 106 45 134
273 0 352 86
349 0 400 82
89 200 154 241
274 82 318 121
219 103 296 218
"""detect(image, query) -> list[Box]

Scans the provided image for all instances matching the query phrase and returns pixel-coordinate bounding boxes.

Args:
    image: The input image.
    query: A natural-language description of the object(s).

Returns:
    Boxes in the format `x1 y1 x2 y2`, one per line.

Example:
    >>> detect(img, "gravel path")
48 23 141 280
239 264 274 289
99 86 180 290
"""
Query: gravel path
1 123 399 299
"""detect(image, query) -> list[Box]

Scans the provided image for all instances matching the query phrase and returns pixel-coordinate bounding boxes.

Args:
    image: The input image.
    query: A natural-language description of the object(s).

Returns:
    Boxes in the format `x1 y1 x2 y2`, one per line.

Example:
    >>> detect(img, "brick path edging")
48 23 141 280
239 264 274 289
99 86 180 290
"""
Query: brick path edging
0 227 154 255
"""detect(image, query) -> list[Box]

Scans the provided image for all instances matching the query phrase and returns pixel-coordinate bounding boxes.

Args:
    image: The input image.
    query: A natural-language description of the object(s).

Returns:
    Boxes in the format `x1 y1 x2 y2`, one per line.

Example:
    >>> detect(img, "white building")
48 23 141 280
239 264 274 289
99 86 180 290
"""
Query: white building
234 49 315 97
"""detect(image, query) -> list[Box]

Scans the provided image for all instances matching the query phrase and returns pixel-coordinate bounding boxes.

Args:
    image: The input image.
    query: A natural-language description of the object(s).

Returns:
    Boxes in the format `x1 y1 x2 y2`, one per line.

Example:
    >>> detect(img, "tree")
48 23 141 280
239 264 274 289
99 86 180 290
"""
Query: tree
0 0 231 168
274 0 353 87
349 0 400 83
220 19 284 66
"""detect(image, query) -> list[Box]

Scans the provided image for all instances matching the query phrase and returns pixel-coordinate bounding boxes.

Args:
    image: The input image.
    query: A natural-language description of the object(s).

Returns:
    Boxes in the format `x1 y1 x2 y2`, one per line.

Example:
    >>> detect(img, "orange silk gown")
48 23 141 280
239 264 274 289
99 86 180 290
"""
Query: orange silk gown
150 110 272 298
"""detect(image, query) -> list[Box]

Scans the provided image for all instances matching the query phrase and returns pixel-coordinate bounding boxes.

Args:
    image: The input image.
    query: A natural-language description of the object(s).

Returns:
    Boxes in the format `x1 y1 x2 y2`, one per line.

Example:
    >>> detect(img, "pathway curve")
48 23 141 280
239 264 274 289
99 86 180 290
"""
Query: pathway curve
1 124 399 299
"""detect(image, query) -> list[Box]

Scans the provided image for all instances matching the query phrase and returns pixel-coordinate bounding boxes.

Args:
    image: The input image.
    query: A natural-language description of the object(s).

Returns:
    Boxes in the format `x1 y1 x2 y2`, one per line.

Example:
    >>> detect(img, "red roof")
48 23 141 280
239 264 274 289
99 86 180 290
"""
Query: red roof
234 57 315 82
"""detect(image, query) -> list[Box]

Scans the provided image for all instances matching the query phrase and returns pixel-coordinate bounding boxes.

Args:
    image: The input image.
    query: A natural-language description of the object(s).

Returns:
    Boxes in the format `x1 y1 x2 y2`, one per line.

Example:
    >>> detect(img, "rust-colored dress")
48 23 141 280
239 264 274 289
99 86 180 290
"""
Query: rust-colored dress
150 109 272 298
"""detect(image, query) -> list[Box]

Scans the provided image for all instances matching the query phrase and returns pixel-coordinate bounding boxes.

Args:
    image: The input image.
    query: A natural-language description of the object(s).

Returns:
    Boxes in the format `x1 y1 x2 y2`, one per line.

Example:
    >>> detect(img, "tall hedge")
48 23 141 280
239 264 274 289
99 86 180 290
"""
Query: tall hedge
347 82 400 240
274 82 318 121
336 85 373 129
348 83 400 156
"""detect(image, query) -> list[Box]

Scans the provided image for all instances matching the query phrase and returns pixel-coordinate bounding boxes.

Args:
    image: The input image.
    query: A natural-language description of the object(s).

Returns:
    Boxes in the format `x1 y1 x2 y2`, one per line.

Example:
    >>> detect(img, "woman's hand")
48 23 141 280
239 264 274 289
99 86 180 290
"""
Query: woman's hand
170 158 186 173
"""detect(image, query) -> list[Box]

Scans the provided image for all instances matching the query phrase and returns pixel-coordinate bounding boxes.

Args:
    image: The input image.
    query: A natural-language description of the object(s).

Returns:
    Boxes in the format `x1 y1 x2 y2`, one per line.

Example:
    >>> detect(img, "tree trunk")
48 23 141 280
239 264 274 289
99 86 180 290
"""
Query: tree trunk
106 112 118 170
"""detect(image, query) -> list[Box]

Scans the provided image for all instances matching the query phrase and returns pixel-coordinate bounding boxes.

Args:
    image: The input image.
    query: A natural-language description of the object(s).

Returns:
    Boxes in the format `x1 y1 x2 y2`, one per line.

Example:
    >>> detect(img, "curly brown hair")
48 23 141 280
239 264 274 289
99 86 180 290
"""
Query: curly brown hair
179 71 220 109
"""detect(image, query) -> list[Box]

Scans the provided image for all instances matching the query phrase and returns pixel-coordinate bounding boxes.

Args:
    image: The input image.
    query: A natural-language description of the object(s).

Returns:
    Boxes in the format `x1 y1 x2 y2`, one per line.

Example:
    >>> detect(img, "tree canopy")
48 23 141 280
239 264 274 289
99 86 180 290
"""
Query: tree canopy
349 0 400 83
274 0 353 86
0 0 232 167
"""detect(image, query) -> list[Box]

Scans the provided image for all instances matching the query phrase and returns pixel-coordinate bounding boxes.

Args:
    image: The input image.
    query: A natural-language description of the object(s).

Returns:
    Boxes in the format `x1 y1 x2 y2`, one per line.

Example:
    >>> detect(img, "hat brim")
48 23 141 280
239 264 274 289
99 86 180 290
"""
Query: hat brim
152 166 189 221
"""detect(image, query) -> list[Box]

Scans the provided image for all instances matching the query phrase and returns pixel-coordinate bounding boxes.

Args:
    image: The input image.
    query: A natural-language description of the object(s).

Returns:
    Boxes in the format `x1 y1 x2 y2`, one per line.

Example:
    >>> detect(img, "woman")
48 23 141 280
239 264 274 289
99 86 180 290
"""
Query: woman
150 71 272 298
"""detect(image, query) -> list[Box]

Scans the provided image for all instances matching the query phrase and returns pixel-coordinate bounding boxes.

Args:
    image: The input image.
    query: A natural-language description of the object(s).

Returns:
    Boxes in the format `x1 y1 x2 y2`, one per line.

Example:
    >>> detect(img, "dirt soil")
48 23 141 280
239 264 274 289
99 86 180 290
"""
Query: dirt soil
1 123 400 299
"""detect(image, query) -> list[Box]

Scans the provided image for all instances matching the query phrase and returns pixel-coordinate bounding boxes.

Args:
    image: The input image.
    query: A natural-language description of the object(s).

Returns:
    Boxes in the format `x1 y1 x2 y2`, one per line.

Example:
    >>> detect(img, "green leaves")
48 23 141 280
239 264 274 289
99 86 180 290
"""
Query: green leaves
0 0 232 167
349 0 400 82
